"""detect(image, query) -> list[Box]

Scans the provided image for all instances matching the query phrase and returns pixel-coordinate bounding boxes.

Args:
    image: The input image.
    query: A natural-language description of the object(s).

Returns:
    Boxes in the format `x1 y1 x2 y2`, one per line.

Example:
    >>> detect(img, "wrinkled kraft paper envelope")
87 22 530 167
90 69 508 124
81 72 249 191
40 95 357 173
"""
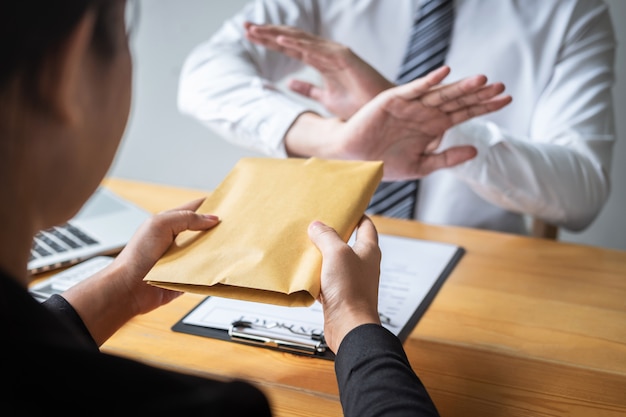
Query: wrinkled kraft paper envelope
144 157 384 307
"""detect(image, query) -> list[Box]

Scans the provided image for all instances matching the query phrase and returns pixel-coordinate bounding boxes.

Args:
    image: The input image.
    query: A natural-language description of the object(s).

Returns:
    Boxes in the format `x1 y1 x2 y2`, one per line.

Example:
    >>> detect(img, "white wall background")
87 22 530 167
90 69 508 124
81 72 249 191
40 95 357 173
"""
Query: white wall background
110 0 626 251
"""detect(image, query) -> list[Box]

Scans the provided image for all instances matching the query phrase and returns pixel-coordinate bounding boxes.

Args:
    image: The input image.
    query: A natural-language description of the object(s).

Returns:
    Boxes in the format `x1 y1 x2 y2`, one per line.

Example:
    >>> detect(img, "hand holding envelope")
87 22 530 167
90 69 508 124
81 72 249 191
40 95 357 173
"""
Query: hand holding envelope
144 157 383 307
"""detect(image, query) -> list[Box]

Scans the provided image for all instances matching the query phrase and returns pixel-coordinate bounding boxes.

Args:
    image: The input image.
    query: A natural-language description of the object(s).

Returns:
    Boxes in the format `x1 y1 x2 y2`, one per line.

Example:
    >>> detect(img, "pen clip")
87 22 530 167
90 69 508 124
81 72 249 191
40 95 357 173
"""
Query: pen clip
229 320 327 355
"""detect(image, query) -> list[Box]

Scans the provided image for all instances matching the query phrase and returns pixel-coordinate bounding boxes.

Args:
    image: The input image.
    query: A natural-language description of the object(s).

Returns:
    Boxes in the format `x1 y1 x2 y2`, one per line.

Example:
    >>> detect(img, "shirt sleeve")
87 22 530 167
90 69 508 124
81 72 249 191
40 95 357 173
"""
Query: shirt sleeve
42 294 99 351
177 0 322 157
444 1 616 231
334 324 440 417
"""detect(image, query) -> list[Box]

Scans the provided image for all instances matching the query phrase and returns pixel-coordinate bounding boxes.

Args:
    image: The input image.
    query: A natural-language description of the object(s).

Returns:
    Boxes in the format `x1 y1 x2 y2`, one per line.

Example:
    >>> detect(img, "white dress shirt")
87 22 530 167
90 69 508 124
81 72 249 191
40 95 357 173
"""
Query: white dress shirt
178 0 616 234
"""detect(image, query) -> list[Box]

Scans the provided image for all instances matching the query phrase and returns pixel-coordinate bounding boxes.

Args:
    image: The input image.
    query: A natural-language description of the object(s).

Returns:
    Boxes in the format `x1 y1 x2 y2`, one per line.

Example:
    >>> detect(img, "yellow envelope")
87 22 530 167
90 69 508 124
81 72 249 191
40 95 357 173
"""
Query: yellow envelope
144 157 383 307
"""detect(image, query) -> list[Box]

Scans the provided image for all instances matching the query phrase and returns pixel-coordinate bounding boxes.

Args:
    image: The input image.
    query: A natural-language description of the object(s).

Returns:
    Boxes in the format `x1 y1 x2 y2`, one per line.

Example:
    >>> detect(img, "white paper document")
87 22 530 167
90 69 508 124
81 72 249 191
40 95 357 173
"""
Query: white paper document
177 233 464 357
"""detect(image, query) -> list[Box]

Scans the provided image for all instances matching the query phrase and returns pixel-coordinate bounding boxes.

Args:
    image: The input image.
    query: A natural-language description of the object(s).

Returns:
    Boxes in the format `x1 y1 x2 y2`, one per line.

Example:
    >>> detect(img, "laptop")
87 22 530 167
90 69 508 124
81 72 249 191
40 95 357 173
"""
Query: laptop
28 187 151 275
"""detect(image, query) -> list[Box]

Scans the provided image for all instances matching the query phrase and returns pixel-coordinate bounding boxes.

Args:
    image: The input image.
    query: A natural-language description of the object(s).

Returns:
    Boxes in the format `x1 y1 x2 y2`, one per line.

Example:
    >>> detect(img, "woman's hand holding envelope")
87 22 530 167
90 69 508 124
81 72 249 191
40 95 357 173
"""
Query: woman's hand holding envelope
63 198 220 346
308 216 382 354
142 157 384 308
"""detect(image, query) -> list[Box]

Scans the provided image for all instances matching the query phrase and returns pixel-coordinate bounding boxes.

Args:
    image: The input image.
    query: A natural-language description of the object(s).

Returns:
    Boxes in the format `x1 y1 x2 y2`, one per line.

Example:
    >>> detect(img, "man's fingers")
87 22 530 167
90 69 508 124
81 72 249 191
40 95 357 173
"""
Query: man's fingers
449 95 513 124
245 23 302 56
288 79 314 98
247 22 321 56
246 22 313 41
250 29 343 71
275 36 327 67
420 75 491 107
276 35 350 72
394 66 451 100
288 79 324 101
417 145 478 175
434 83 506 112
246 22 364 74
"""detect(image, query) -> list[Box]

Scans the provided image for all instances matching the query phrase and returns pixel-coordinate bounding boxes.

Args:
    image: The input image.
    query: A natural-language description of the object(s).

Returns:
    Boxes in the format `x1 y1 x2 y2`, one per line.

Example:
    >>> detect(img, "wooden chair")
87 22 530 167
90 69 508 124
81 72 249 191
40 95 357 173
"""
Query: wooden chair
531 218 559 240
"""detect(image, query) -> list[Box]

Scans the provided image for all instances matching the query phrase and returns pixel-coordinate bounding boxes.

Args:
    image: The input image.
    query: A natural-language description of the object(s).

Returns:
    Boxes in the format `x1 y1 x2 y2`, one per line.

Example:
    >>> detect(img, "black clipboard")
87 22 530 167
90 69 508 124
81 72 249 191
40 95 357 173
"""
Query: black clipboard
172 234 465 361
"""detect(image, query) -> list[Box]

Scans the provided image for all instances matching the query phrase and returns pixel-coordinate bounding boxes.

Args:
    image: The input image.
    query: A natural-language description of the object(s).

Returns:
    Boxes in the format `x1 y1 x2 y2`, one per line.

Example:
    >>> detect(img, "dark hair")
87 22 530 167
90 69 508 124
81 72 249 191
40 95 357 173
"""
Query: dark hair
0 0 121 94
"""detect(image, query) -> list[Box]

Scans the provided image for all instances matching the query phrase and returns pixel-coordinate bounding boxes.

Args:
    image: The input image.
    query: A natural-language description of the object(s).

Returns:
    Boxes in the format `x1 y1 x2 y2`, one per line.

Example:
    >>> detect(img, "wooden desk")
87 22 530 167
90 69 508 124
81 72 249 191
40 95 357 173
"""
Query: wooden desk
100 178 626 417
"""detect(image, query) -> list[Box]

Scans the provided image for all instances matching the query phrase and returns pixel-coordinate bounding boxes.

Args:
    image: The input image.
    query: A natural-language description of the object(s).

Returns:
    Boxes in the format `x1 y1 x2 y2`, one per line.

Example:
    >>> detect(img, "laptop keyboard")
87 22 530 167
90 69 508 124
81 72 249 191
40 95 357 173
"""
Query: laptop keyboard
30 223 99 261
29 256 114 302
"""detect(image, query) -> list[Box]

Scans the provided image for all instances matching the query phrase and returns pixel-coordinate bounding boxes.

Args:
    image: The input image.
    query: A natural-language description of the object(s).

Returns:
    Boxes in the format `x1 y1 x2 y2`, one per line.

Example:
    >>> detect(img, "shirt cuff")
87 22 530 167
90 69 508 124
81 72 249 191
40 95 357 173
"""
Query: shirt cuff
441 119 504 177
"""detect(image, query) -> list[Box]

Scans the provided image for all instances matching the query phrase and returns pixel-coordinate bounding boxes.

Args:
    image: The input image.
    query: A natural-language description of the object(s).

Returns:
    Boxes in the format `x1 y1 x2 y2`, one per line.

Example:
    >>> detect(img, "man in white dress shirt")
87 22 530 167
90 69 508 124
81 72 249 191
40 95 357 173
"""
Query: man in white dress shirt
178 0 616 235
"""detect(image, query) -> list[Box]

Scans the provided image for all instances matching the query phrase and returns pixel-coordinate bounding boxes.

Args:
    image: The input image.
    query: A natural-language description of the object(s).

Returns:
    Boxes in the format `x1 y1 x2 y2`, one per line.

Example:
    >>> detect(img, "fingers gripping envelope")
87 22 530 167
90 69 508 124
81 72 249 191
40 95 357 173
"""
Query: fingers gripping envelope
144 157 383 307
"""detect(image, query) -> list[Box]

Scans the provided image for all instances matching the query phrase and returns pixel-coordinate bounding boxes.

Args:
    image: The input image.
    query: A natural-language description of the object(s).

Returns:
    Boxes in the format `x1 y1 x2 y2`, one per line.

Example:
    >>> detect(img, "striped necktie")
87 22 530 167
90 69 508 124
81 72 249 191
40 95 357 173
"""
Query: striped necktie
367 0 454 219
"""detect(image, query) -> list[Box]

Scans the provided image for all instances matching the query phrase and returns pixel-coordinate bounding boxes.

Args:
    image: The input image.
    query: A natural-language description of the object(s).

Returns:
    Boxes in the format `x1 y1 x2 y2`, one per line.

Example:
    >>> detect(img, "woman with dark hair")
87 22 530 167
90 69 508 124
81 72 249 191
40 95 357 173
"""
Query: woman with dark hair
0 1 439 415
